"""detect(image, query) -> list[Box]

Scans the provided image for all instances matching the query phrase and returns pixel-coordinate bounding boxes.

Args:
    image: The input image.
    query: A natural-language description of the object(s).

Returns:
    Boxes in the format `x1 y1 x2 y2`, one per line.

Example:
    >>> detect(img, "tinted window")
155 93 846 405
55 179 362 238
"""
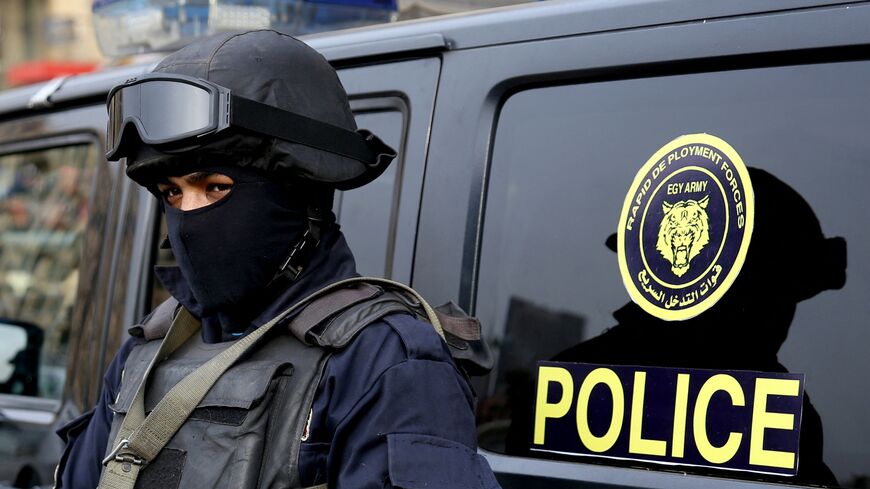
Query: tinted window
476 61 870 487
0 145 96 399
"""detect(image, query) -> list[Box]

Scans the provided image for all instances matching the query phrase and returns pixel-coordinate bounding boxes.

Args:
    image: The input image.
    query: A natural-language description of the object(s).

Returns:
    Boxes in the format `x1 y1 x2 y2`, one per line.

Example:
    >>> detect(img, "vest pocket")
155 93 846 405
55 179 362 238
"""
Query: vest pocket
144 361 295 413
164 363 295 489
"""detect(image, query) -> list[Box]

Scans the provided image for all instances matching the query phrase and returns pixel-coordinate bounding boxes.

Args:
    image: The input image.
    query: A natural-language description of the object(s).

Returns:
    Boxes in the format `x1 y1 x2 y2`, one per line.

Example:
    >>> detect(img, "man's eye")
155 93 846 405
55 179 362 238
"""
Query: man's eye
207 183 233 193
160 187 181 200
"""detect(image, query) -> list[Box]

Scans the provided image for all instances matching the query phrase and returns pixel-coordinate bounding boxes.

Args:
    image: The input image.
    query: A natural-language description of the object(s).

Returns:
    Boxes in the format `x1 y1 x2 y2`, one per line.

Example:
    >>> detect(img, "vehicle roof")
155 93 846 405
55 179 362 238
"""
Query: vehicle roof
0 0 859 117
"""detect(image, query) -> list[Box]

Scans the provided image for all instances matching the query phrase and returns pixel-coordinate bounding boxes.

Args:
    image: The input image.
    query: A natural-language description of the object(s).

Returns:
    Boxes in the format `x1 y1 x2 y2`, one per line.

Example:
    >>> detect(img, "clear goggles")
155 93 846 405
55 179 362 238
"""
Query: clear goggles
106 73 379 164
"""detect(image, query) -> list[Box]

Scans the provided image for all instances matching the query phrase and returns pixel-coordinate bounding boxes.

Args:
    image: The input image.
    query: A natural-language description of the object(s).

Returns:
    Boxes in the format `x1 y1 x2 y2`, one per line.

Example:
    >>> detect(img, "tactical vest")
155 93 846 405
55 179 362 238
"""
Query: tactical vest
101 279 491 489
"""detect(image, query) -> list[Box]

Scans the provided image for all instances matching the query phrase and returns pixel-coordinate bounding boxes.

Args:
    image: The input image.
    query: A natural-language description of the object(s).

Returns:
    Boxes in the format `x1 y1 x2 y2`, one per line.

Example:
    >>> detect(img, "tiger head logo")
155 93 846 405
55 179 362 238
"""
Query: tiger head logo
656 195 710 277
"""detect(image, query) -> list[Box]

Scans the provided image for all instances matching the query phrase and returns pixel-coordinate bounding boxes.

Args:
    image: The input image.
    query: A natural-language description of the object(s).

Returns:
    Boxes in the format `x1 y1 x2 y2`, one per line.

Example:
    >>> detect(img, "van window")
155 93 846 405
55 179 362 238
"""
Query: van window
335 109 404 278
475 61 870 488
0 145 96 400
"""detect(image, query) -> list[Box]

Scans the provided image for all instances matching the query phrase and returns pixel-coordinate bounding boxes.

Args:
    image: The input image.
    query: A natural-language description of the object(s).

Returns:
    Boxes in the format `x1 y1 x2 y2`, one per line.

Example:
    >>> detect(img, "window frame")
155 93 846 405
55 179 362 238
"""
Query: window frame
0 103 125 416
0 132 103 415
0 112 116 488
336 95 410 279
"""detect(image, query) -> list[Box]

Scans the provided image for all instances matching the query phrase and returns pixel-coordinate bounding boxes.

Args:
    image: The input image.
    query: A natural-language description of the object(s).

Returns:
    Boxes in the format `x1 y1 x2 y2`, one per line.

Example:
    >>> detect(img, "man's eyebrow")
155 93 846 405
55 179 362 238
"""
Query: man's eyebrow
183 172 217 184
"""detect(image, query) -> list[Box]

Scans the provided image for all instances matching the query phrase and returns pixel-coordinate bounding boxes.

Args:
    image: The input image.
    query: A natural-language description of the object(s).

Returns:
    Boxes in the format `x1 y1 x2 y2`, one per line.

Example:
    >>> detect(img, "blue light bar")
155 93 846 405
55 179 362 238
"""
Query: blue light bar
304 0 397 11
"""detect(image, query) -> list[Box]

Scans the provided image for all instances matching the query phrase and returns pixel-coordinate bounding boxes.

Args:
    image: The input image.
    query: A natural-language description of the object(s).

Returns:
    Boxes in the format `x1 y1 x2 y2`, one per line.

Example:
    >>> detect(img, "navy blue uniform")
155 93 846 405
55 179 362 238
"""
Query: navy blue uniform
56 268 498 488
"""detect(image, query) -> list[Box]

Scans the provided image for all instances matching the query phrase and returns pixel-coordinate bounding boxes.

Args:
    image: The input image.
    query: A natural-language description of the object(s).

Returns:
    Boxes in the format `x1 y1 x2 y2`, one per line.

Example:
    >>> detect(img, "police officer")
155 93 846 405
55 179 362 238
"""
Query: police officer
56 30 500 489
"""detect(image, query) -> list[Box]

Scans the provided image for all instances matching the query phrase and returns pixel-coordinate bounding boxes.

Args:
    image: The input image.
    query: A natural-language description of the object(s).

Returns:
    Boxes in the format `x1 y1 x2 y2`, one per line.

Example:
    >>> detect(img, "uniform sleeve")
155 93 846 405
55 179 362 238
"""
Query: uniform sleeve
55 337 141 489
307 314 500 489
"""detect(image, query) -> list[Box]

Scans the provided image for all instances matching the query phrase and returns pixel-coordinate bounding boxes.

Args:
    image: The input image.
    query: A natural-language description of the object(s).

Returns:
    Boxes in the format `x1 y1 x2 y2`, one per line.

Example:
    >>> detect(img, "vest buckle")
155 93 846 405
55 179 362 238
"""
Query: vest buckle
102 439 145 467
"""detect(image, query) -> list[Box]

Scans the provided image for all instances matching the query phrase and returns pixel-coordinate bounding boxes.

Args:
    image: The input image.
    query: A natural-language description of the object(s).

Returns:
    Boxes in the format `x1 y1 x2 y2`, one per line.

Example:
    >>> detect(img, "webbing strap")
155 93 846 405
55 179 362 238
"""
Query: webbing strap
98 277 443 489
99 308 200 489
233 96 379 165
358 277 445 339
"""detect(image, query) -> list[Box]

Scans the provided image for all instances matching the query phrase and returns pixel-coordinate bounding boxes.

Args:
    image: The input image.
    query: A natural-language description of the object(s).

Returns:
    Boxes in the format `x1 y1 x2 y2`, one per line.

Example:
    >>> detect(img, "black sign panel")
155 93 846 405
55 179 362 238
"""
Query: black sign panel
532 362 804 476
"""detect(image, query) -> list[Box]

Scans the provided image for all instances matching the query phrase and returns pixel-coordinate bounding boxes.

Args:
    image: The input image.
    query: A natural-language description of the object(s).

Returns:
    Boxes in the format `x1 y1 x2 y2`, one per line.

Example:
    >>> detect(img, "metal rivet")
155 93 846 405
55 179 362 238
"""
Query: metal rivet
122 462 132 472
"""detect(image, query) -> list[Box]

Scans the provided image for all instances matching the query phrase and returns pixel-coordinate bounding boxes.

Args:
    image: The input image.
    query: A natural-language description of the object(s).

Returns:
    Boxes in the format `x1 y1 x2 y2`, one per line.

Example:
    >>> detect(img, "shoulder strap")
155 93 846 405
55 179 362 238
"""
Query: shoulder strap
290 278 492 375
350 277 446 338
287 277 446 346
127 297 179 341
287 282 384 343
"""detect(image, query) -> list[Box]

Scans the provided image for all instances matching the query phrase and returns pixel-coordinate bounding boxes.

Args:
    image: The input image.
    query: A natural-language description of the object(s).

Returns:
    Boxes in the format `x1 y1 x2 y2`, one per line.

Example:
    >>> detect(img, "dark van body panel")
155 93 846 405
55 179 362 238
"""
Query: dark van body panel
414 0 870 308
0 1 867 487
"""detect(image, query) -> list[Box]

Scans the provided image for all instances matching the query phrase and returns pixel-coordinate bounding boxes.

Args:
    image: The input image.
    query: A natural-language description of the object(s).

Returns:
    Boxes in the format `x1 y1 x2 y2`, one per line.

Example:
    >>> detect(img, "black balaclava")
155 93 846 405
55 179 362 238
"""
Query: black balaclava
161 166 307 322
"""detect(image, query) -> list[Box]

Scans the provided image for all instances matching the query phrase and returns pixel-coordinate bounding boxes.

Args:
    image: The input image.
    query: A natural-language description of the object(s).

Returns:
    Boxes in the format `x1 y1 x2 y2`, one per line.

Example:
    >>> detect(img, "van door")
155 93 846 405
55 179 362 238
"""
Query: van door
416 3 870 489
0 105 120 488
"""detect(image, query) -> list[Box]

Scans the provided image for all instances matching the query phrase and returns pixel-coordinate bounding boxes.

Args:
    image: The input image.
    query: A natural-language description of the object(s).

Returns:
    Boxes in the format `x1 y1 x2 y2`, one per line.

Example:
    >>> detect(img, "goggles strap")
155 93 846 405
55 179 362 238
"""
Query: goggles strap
232 96 379 165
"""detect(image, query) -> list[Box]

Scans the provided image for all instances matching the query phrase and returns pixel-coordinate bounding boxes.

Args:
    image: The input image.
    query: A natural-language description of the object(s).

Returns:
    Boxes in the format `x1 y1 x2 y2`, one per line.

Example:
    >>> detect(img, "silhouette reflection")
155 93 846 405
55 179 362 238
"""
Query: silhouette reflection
477 298 585 450
508 168 847 487
0 319 43 396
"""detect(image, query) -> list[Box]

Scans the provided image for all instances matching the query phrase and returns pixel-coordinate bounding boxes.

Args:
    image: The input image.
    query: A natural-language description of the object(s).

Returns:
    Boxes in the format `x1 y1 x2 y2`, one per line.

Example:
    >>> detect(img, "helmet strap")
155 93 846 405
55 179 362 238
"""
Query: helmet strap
269 201 330 284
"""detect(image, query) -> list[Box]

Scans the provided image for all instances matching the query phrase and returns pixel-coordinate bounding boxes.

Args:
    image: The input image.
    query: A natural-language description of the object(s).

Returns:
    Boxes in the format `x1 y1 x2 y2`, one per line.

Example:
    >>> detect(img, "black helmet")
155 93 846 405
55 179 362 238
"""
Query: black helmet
110 29 396 190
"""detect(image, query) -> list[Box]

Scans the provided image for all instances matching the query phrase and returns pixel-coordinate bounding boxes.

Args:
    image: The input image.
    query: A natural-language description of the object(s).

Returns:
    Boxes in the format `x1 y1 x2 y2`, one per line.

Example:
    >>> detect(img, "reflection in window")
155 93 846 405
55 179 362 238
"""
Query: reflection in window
0 145 96 399
476 62 870 487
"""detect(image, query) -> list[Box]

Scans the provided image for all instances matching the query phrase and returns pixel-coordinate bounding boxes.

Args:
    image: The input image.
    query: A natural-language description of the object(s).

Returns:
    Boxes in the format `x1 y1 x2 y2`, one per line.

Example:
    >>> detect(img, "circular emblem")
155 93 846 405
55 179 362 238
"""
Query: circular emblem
617 134 755 321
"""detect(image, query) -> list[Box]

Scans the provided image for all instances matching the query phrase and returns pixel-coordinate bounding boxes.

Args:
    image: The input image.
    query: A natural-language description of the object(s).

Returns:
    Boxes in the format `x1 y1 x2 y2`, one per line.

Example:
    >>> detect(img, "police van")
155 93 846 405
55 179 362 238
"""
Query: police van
0 0 868 487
